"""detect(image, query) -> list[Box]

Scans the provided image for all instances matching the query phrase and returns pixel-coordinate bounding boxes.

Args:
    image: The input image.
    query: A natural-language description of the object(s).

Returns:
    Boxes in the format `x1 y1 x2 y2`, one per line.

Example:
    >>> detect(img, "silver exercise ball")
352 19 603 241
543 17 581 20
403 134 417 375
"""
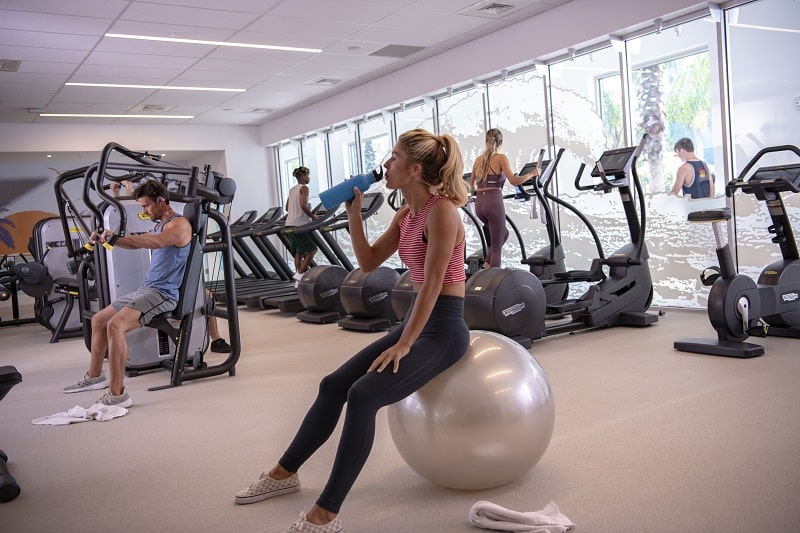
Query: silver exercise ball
387 330 554 490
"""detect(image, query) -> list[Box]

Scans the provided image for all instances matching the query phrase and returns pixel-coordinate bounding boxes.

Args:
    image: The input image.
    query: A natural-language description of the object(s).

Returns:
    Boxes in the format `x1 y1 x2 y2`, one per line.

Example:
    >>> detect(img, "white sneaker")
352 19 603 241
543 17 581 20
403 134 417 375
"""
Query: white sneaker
292 272 303 281
63 372 109 393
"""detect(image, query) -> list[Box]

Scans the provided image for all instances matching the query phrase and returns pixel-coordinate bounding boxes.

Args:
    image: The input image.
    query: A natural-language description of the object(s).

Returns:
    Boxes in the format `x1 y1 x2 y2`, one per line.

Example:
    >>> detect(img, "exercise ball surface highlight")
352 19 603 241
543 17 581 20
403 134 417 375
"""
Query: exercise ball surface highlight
387 330 554 490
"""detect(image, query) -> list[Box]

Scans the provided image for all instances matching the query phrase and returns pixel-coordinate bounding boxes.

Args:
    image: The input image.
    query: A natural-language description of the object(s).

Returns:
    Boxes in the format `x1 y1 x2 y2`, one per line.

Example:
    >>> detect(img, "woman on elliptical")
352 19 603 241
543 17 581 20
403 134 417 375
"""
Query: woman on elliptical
470 128 539 268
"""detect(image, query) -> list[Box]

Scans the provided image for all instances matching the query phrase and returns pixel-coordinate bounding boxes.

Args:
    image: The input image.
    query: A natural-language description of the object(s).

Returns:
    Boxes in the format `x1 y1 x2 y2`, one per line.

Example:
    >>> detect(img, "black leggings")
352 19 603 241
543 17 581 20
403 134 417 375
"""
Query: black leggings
279 295 470 513
475 189 508 267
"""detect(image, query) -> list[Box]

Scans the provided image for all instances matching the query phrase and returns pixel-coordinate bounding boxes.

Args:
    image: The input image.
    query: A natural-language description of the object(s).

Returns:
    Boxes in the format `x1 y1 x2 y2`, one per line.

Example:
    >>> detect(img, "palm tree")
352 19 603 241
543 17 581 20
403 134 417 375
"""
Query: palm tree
636 64 666 193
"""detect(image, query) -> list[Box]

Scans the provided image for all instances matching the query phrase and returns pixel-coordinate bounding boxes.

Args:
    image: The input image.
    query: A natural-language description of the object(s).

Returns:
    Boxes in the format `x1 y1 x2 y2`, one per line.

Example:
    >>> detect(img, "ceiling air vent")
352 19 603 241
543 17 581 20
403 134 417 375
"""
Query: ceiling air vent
0 59 22 72
369 45 425 58
307 78 342 86
459 1 516 18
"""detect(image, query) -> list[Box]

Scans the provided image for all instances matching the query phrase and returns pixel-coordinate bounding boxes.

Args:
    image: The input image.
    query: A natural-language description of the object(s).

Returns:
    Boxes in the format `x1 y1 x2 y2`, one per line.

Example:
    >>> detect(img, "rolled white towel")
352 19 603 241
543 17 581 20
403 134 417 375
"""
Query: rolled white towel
468 500 575 533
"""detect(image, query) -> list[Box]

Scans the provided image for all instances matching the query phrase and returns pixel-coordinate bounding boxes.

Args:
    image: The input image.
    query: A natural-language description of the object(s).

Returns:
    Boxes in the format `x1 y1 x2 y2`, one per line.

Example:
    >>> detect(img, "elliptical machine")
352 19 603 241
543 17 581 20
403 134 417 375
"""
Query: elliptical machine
674 145 800 358
465 134 659 347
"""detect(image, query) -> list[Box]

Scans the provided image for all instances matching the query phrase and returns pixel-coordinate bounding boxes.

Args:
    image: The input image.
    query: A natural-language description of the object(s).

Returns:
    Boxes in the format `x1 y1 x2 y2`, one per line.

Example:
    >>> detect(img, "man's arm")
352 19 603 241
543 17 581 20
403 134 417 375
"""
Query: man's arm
299 185 315 218
670 164 689 195
115 217 192 249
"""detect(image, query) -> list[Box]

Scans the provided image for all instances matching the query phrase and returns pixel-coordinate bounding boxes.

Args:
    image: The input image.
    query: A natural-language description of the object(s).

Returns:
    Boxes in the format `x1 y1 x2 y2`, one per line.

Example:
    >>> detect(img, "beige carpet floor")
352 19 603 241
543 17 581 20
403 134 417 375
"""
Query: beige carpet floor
0 306 798 532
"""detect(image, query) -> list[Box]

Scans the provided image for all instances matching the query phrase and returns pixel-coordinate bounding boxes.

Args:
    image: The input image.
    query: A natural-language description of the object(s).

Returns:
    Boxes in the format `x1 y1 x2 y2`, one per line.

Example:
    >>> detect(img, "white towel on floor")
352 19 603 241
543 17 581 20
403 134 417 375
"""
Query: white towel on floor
469 500 575 533
32 403 128 425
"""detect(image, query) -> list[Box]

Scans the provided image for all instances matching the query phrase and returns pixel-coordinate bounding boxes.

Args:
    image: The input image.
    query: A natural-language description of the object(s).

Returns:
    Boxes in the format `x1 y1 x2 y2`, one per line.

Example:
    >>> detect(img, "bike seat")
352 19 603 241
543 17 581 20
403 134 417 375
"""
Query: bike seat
687 207 731 223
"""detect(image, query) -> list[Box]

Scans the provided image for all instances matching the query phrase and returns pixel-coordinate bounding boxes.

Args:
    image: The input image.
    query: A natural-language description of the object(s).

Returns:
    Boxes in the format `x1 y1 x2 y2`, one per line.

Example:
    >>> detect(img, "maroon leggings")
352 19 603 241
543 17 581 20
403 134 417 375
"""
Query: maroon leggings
475 189 508 267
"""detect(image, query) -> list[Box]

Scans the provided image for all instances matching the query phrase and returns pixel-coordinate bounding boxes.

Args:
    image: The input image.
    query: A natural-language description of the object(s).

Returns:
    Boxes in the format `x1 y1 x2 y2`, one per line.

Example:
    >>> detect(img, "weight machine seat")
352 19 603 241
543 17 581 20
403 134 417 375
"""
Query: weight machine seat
688 207 731 223
147 201 206 331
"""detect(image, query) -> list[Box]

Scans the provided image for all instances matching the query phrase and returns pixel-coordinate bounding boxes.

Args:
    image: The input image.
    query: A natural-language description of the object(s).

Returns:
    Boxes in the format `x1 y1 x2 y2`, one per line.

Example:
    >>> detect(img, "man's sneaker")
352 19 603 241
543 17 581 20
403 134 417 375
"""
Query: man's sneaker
63 372 109 393
210 338 231 353
96 389 133 409
286 512 343 533
234 472 300 505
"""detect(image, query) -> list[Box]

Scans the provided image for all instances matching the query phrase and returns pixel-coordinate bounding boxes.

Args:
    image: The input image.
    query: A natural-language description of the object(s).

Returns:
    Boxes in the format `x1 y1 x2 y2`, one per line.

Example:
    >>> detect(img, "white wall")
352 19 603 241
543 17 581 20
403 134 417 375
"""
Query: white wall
258 0 705 144
0 123 277 219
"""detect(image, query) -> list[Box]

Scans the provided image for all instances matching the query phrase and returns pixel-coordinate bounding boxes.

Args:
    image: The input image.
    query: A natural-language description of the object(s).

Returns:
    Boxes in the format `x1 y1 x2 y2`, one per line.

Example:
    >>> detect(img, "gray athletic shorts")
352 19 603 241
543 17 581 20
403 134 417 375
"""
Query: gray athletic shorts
112 286 177 326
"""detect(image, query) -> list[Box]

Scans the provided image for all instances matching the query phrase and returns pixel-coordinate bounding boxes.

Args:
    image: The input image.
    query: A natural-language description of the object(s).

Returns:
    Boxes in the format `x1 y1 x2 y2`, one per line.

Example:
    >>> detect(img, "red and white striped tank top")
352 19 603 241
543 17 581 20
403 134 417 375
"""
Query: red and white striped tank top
398 195 466 284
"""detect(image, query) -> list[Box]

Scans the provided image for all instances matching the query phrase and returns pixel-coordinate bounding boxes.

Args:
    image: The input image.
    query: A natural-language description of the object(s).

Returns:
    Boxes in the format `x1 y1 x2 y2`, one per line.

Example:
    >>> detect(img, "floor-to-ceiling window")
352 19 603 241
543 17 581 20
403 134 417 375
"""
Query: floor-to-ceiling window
277 141 301 206
267 0 798 311
549 46 620 299
486 68 551 269
300 134 328 205
436 86 486 261
626 15 725 308
726 0 800 280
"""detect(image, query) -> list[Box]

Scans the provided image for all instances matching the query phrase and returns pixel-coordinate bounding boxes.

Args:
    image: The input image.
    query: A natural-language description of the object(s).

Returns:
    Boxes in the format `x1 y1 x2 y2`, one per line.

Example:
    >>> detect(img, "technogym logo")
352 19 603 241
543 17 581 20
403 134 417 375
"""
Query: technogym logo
368 292 388 303
321 288 339 298
781 291 799 304
502 302 526 317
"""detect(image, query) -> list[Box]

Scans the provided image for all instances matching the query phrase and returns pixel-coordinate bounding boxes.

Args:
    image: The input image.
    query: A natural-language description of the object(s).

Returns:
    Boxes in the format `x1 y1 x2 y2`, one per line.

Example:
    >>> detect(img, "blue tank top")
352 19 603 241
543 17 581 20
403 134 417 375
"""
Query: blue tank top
682 161 712 199
143 214 191 301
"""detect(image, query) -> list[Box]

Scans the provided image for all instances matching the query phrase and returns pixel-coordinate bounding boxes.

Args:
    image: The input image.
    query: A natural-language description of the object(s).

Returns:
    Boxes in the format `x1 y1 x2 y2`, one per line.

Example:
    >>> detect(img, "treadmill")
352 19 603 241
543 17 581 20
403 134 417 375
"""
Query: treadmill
257 192 386 313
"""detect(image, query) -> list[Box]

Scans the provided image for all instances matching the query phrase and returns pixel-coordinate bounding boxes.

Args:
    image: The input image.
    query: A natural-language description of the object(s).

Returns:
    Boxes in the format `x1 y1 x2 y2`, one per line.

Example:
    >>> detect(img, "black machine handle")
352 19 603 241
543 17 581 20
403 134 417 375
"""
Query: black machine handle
726 144 800 197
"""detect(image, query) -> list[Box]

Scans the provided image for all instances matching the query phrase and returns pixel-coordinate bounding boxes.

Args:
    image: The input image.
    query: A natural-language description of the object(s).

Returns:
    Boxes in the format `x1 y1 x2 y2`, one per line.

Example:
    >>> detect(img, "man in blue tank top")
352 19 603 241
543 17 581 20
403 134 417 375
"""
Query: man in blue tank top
63 181 192 408
671 137 715 199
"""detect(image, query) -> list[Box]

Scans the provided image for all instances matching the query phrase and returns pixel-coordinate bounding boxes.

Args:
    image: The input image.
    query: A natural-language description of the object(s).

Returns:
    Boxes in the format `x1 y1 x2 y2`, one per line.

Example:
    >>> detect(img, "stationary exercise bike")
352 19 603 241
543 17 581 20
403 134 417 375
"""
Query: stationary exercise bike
674 145 800 358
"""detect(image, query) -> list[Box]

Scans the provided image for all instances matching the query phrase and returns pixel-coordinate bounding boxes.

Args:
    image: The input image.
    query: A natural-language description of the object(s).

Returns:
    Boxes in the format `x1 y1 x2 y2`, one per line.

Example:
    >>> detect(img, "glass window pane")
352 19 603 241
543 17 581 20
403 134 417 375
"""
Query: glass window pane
549 47 621 299
278 141 300 204
395 103 433 137
328 126 359 186
627 16 725 308
486 69 550 269
438 87 486 164
437 87 486 266
359 117 392 172
301 135 328 205
727 0 800 280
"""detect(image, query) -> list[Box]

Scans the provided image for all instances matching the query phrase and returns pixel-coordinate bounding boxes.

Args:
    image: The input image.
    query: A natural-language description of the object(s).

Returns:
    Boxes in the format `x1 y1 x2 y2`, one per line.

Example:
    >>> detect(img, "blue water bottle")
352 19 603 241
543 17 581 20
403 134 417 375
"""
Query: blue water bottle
319 168 383 209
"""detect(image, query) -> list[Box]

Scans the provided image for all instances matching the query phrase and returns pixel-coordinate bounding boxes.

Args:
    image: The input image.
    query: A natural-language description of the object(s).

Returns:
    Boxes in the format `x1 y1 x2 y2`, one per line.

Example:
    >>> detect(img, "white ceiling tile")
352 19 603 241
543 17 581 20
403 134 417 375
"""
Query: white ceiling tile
0 0 128 19
0 29 100 50
71 64 185 82
119 3 260 30
17 61 78 75
246 14 367 41
106 20 236 42
268 0 399 25
136 0 280 12
191 57 290 74
51 87 154 104
0 45 88 63
84 51 198 70
0 9 112 35
0 71 69 85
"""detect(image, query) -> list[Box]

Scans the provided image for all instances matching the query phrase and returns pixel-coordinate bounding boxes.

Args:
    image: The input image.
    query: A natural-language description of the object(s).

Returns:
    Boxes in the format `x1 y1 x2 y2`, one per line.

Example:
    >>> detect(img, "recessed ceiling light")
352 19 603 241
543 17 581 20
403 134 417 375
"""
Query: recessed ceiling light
39 113 194 119
105 33 322 53
66 82 244 92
